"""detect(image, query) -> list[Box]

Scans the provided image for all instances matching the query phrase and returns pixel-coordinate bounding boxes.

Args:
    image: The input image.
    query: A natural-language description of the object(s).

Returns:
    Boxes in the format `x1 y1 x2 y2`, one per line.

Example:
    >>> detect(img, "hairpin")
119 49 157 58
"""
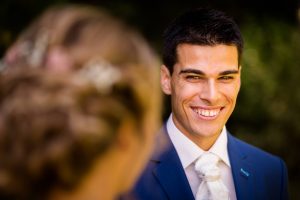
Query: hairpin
76 59 122 94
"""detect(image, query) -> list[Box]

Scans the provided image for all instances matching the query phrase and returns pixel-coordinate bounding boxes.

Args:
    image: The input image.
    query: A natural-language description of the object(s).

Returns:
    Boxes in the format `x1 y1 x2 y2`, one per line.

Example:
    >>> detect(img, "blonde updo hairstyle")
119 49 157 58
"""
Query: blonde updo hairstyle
0 4 161 200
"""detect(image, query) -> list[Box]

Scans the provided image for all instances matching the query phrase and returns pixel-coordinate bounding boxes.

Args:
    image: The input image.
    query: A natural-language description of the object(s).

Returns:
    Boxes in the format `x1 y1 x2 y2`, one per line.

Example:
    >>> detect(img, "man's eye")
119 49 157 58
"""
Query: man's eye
185 75 202 80
219 76 233 80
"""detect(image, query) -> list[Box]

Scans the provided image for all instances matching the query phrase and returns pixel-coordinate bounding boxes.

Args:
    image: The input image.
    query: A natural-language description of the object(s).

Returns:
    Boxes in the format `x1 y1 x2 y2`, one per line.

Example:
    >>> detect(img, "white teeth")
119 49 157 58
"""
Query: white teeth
204 110 209 116
195 108 220 117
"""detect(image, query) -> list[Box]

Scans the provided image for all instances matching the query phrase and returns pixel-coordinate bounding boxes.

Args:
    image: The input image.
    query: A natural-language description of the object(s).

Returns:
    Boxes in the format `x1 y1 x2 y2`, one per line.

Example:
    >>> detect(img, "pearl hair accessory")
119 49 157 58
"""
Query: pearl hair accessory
76 59 122 94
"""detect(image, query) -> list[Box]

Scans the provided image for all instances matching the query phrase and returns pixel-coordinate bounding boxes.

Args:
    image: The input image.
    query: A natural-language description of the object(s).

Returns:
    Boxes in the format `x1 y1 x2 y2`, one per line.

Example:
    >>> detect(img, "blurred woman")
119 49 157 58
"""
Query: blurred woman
0 4 161 200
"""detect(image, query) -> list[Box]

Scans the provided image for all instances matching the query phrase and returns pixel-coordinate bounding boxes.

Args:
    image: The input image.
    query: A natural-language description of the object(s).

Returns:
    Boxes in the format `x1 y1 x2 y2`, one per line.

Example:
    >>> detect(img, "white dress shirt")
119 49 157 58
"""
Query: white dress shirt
166 114 237 200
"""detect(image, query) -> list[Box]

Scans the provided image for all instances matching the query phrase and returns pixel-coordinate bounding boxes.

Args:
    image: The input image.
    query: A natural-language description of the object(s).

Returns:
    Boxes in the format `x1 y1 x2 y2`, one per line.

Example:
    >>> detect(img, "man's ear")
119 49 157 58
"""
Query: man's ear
238 65 242 88
160 65 172 95
239 65 242 72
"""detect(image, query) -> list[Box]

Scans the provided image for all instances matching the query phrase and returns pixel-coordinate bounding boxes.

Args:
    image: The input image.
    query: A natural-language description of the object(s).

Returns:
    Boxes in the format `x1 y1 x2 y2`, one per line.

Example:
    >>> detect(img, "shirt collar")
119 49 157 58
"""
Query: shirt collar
209 126 231 167
166 114 230 168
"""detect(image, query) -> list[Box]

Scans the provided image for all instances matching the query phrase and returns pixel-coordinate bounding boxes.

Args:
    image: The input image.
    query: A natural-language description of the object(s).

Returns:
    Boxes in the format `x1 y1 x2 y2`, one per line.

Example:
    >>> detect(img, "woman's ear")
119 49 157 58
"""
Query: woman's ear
160 65 172 95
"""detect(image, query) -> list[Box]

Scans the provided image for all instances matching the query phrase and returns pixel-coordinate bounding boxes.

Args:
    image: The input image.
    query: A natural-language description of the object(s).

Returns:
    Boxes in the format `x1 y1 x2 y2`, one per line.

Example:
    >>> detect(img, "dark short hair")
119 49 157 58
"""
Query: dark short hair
162 8 244 73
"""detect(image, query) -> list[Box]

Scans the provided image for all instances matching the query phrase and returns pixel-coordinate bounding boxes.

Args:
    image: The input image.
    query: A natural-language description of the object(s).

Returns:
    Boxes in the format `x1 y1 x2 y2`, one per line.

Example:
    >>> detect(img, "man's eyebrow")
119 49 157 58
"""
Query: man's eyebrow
219 70 239 75
179 69 239 75
179 69 205 75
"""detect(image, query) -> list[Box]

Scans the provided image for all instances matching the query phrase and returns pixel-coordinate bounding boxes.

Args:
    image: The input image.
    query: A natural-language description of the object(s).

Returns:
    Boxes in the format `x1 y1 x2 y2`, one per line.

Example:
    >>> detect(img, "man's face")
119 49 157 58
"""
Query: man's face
161 44 241 149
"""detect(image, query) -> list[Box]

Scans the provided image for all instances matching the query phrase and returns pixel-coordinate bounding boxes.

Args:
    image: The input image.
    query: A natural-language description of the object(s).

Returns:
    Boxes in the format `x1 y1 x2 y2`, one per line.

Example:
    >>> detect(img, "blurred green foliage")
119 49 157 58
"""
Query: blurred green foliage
228 18 300 199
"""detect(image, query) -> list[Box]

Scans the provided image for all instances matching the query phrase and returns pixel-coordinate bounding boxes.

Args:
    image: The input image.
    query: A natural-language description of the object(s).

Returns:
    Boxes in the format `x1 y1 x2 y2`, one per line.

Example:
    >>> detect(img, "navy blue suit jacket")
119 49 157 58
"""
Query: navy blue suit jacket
124 128 289 200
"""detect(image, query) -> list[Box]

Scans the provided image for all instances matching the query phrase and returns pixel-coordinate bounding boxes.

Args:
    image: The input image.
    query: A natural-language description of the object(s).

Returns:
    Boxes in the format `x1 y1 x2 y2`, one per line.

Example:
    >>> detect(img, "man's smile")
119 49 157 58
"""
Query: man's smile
191 106 223 119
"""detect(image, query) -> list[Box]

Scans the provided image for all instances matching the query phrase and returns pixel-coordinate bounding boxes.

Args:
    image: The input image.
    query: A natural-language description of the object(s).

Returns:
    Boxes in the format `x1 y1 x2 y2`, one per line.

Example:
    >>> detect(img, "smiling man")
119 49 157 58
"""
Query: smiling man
122 8 289 200
162 44 241 151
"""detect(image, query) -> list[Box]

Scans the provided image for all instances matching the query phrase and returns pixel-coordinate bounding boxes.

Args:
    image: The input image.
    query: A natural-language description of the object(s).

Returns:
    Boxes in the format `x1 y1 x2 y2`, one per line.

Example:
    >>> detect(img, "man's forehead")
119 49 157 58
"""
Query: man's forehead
174 44 239 71
176 44 238 60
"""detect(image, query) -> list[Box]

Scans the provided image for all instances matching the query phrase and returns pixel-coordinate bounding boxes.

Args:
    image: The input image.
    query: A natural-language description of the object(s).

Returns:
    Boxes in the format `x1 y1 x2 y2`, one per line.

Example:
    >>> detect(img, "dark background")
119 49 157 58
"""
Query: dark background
1 0 300 199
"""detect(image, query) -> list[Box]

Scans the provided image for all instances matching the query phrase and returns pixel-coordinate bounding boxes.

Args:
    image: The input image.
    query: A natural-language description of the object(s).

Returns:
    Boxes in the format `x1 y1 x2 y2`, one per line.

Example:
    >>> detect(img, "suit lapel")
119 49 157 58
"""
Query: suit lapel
228 133 255 200
150 128 256 200
151 128 194 200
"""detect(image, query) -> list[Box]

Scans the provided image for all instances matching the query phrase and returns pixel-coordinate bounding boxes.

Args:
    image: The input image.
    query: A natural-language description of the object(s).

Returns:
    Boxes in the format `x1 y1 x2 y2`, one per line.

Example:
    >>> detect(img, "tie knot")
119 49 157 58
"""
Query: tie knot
194 153 229 200
195 153 221 182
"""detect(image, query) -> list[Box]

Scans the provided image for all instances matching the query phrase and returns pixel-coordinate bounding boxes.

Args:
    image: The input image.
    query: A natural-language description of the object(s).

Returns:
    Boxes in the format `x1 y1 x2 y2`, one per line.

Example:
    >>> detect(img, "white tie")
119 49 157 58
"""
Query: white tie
195 152 229 200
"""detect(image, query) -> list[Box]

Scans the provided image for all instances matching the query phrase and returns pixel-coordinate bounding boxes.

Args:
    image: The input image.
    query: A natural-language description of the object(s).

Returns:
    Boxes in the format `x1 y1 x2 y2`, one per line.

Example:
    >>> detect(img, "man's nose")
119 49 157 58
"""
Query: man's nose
199 80 219 104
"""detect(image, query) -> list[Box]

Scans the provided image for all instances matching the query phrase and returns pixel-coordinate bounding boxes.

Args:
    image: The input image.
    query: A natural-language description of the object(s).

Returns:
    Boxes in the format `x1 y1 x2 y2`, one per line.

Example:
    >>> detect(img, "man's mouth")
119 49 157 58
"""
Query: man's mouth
192 107 222 118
